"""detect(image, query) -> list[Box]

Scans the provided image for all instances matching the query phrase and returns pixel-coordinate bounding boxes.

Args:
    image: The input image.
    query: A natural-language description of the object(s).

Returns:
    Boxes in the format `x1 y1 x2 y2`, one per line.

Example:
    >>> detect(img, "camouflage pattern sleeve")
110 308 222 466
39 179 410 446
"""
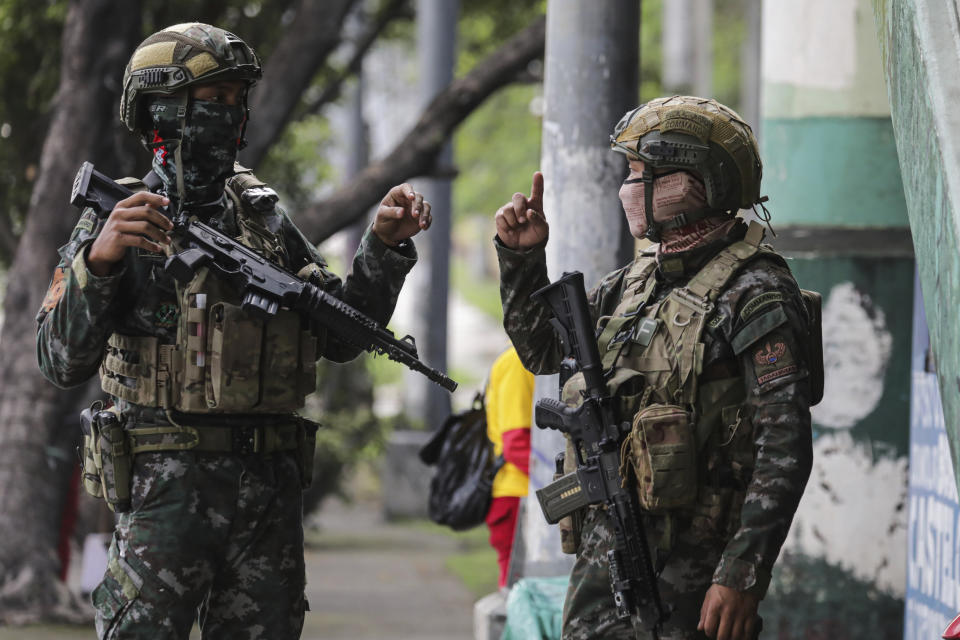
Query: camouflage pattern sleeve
709 257 814 596
36 209 125 388
495 238 560 374
495 237 630 375
279 210 417 363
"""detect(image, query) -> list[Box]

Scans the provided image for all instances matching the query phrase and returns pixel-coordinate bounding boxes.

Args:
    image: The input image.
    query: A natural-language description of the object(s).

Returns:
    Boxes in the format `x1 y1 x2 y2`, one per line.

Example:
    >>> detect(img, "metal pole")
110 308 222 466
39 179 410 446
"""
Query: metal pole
342 72 369 267
406 0 458 430
693 0 714 98
663 0 695 94
523 0 640 579
740 0 762 140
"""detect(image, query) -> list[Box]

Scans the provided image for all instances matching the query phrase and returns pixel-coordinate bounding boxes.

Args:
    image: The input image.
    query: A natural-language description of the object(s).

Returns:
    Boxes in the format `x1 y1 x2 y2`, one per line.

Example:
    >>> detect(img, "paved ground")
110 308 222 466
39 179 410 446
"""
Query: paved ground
0 499 477 640
302 498 476 640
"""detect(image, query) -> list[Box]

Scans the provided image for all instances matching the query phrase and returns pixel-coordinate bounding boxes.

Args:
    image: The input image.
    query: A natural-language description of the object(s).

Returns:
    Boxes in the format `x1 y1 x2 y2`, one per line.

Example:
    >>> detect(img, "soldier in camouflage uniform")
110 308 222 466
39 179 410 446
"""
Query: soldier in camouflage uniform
36 24 432 639
493 96 816 640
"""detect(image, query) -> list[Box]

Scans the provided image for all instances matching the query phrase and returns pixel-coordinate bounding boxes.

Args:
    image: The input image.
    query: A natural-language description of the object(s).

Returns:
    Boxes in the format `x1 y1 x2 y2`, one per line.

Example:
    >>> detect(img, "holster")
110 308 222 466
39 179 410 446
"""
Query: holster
296 416 320 489
79 403 132 513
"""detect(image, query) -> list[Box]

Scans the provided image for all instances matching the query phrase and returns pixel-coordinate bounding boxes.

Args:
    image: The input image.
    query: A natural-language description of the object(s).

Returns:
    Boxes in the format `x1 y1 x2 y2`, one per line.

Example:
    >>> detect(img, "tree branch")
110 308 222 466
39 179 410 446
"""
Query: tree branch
295 14 547 243
0 202 18 265
240 0 358 168
300 0 411 119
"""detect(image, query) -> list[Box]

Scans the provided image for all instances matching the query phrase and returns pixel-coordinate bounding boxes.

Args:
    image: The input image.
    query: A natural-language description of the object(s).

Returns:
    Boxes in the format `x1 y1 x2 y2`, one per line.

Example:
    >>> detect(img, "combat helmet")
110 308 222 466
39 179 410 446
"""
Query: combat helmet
610 95 764 241
120 23 261 138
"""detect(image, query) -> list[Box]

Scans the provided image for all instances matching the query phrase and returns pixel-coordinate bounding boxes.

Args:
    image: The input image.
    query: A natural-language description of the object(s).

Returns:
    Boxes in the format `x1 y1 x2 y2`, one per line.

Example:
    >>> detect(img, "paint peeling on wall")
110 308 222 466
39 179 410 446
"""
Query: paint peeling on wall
782 430 908 597
811 281 893 429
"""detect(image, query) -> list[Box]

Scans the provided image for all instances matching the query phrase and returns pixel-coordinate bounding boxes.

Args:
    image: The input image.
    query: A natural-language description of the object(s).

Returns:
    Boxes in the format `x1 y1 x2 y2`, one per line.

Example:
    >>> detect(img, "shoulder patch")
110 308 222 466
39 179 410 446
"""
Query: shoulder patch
739 291 784 322
752 332 798 386
41 266 68 313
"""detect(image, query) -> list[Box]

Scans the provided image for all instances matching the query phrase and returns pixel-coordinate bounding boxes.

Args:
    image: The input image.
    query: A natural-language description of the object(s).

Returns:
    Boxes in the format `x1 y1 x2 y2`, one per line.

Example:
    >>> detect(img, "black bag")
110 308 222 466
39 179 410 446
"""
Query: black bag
418 392 504 531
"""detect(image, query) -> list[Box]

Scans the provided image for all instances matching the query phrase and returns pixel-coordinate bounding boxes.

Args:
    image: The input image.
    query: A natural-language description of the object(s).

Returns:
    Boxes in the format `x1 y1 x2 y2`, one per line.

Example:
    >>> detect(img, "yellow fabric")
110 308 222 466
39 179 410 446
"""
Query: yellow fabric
486 347 534 498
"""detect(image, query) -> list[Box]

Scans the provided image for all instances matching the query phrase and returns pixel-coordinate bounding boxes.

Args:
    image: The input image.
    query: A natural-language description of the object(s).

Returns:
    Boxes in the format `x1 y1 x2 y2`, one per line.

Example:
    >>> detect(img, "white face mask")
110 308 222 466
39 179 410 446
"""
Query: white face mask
619 163 708 239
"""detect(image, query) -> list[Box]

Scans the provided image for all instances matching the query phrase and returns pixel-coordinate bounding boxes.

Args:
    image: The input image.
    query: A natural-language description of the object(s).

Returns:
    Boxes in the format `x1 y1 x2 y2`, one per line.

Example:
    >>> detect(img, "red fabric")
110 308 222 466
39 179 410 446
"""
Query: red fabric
944 613 960 638
486 496 520 588
500 428 531 475
58 463 81 581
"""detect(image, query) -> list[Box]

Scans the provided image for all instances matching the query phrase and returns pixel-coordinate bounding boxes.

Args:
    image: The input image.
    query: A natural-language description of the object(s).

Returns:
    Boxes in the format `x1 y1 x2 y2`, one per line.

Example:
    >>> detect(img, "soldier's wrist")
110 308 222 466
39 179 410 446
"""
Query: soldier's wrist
85 244 118 277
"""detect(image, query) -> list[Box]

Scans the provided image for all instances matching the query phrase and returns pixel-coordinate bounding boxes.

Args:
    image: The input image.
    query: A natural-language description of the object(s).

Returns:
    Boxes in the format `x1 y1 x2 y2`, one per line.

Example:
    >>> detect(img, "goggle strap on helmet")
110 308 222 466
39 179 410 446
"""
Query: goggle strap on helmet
643 165 659 242
657 207 725 232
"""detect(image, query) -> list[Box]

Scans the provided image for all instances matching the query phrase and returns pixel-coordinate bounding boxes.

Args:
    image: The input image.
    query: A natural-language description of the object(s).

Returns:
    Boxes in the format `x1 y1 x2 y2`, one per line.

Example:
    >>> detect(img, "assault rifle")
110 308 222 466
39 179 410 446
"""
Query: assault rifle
532 271 668 637
70 161 457 393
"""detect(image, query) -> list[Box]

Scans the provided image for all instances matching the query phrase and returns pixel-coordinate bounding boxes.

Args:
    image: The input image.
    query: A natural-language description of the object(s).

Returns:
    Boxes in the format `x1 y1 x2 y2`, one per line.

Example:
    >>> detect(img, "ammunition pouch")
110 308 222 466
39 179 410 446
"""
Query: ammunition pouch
622 403 698 513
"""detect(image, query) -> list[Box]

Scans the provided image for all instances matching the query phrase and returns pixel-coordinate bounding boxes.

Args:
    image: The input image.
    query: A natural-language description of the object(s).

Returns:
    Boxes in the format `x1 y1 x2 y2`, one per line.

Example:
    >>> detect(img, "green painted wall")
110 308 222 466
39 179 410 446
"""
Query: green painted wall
873 0 960 491
790 257 913 455
762 118 908 227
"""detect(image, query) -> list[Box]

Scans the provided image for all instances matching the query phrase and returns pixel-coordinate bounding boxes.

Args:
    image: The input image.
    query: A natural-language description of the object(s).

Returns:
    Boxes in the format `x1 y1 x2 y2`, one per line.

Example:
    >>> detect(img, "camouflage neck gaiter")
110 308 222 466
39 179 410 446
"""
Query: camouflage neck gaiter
148 97 243 214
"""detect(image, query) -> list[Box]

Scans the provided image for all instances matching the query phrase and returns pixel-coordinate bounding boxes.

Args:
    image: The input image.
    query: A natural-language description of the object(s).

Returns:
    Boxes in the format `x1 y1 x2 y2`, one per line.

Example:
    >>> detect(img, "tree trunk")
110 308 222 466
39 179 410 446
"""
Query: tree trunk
0 0 142 624
240 0 357 168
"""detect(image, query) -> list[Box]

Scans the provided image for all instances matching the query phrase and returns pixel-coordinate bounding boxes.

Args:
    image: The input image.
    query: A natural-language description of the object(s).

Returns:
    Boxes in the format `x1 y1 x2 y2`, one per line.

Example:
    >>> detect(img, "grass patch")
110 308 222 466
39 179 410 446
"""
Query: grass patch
405 520 500 598
406 519 489 548
446 548 500 599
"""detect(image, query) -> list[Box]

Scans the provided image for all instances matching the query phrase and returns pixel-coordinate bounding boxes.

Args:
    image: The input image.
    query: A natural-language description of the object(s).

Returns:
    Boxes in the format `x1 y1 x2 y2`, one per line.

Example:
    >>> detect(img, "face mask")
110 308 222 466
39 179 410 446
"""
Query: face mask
148 97 244 209
619 170 708 239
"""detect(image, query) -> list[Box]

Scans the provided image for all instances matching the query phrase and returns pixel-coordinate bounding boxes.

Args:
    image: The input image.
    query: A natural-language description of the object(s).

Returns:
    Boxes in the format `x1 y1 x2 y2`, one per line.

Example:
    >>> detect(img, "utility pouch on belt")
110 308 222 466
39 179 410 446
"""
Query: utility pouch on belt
624 404 697 512
79 404 132 513
79 408 103 500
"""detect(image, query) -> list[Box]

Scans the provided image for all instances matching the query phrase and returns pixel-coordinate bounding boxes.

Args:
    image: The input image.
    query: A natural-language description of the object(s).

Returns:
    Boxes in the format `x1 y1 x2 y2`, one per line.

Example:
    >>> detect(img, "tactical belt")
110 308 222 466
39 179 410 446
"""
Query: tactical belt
126 421 301 455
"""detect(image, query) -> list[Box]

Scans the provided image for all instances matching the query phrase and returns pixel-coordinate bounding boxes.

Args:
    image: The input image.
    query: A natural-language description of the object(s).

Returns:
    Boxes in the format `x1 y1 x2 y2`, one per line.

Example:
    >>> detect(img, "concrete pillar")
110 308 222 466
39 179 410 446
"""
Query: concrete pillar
662 0 713 97
759 0 912 634
739 0 762 139
522 0 639 580
405 0 457 430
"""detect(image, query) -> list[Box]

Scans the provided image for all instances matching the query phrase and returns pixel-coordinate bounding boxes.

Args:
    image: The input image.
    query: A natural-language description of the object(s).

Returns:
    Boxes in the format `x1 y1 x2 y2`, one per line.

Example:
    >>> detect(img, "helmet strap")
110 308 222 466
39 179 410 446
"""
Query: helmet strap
642 165 659 242
173 93 189 218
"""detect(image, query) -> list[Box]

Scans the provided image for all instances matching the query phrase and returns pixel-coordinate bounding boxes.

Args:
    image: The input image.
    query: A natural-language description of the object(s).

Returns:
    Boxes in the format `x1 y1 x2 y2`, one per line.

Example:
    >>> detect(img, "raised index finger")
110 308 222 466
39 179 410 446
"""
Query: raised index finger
528 171 544 210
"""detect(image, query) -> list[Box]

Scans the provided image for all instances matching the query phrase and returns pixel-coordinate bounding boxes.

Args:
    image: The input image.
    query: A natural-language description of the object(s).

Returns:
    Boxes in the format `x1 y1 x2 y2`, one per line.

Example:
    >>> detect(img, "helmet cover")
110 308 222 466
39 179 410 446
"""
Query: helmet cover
610 95 762 212
120 23 261 133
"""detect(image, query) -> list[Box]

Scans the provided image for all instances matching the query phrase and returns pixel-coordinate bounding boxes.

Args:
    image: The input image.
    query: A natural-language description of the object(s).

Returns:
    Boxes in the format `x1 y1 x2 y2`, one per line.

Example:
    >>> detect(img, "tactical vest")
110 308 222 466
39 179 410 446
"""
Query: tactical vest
561 223 788 515
99 167 319 414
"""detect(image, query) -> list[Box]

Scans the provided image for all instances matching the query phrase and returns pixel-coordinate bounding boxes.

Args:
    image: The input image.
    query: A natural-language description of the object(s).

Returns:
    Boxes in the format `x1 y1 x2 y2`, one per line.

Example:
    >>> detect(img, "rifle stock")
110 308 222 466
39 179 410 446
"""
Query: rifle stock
71 162 457 393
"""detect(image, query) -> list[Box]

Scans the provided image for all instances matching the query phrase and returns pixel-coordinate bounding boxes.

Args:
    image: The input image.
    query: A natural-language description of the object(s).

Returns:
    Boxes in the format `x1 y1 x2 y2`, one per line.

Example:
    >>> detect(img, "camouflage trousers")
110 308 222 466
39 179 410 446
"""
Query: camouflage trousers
92 450 307 640
562 507 725 640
